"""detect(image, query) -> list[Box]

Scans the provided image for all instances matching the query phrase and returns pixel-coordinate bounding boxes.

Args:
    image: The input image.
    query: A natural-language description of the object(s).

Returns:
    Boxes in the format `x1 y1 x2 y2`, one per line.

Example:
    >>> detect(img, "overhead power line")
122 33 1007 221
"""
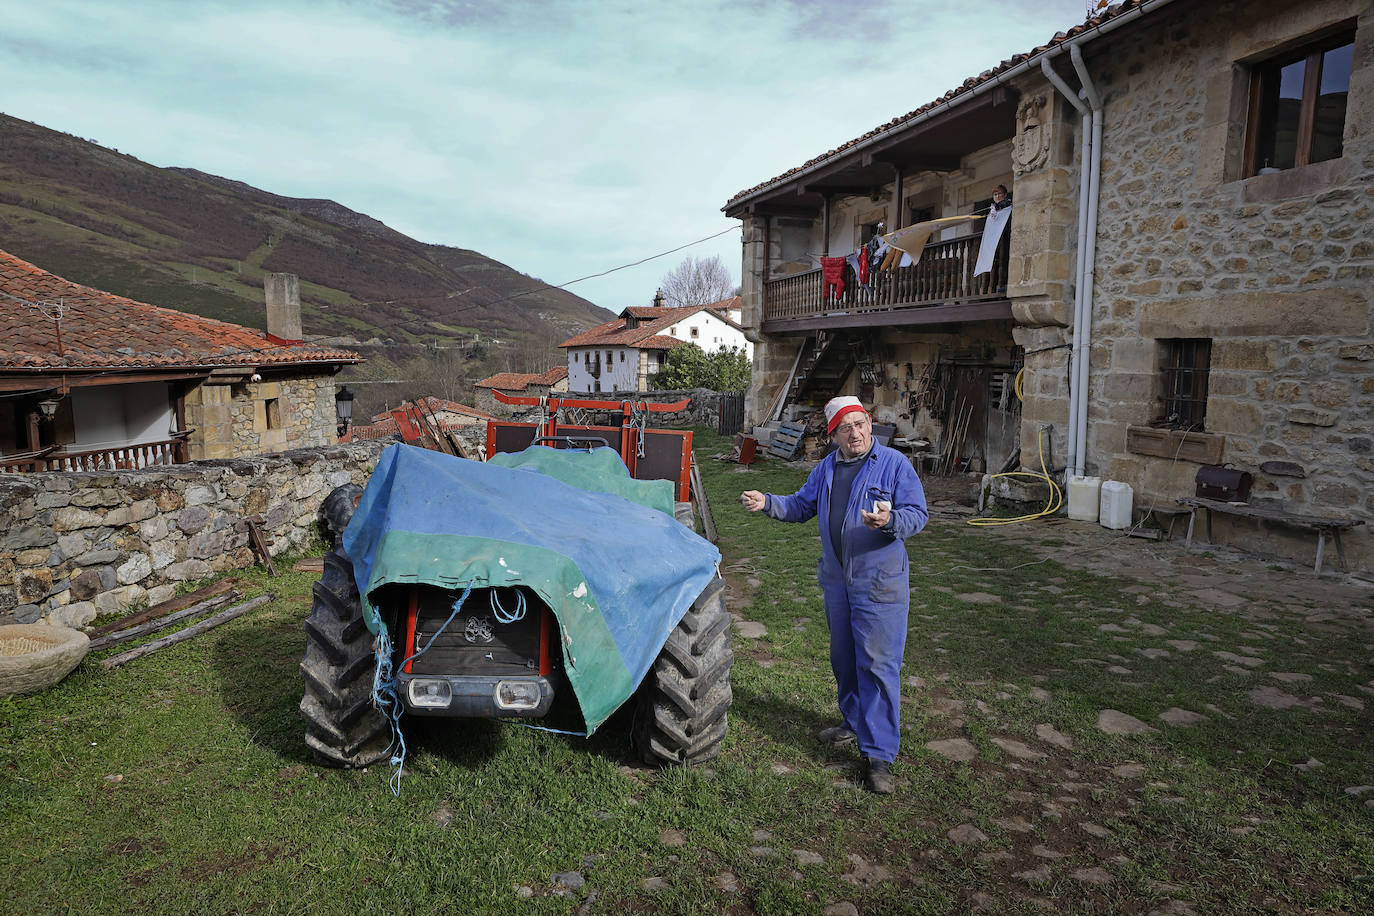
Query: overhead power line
0 223 743 399
359 224 740 313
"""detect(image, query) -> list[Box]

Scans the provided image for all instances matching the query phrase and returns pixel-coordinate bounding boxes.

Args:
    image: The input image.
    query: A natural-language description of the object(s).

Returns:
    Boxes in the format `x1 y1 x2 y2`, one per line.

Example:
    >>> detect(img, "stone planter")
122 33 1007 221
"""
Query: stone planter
0 625 91 696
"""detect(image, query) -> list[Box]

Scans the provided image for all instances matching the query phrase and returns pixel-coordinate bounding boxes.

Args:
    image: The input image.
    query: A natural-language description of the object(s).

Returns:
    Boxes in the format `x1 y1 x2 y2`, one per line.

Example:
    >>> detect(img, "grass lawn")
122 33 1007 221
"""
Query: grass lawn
2 429 1371 914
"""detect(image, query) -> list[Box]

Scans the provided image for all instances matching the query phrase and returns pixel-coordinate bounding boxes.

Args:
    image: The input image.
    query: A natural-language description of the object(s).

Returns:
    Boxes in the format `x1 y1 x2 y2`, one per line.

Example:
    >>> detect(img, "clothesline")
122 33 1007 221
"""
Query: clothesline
802 207 1012 300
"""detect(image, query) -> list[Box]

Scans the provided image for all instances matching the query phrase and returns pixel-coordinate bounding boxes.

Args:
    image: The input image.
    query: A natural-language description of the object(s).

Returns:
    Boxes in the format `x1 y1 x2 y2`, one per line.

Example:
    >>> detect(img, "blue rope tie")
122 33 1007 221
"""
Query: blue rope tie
371 582 474 796
490 587 526 624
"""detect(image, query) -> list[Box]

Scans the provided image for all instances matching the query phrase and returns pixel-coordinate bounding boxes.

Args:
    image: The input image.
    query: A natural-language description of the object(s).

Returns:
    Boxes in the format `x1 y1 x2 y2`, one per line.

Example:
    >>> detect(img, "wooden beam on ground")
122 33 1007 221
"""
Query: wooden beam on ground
246 517 277 576
768 340 809 424
88 592 239 651
690 454 718 544
87 578 240 638
100 594 275 670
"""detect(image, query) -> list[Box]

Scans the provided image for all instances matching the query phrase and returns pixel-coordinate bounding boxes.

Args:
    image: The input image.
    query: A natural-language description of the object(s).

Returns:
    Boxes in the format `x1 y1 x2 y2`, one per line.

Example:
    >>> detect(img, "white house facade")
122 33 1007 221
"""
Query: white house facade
661 297 753 360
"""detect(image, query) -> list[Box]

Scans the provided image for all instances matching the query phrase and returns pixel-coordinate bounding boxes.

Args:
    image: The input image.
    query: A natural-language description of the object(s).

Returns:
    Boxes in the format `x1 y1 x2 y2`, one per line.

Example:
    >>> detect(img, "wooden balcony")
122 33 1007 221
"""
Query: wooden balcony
0 438 185 474
762 232 1011 333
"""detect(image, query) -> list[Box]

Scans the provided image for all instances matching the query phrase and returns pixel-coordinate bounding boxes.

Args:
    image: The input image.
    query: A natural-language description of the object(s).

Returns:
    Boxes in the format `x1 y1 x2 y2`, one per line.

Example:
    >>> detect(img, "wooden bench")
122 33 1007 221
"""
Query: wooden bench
1177 496 1365 575
1134 506 1192 541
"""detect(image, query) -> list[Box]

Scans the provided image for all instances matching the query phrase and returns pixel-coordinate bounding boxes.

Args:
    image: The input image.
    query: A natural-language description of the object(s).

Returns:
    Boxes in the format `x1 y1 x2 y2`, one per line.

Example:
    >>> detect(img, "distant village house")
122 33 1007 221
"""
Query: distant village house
559 290 752 394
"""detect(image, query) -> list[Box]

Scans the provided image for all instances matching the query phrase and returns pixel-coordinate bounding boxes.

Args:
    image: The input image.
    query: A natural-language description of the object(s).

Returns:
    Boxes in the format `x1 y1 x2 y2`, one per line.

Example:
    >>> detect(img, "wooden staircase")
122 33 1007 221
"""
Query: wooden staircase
787 331 857 406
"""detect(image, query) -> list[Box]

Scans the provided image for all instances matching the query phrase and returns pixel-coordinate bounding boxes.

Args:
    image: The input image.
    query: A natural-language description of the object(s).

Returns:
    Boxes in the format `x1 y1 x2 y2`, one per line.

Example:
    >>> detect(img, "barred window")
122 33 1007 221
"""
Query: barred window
1158 339 1211 431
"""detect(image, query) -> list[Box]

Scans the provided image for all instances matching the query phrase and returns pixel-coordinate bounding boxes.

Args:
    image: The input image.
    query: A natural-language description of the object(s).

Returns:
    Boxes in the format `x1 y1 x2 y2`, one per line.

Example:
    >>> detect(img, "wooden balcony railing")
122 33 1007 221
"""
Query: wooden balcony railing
0 438 185 474
763 231 1010 325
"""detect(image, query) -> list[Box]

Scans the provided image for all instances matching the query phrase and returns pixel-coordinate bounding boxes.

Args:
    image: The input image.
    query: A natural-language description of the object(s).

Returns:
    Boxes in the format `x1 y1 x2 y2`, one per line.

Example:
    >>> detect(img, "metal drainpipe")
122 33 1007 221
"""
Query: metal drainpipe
1040 56 1092 478
1070 43 1104 479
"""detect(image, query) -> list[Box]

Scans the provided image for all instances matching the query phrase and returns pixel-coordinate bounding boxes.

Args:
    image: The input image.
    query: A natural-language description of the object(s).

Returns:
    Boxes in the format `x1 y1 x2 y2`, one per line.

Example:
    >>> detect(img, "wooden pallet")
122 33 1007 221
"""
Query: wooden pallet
766 422 807 460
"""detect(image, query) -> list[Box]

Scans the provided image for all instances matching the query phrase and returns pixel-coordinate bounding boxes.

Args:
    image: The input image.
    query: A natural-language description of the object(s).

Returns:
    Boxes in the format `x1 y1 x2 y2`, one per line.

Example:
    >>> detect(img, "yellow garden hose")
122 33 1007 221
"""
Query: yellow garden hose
967 366 1062 526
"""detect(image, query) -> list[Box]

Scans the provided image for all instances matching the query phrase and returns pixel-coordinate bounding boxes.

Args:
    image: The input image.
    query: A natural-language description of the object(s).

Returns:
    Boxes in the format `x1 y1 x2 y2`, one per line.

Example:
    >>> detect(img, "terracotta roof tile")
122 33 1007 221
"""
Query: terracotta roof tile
0 248 360 372
559 303 719 349
475 370 566 390
369 397 500 422
418 396 498 420
351 418 401 439
724 1 1151 208
640 335 688 350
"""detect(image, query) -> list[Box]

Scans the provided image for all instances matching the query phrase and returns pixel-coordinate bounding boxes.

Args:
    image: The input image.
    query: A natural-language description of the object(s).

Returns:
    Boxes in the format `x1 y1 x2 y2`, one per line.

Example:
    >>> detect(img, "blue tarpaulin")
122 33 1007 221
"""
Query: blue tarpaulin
342 444 721 733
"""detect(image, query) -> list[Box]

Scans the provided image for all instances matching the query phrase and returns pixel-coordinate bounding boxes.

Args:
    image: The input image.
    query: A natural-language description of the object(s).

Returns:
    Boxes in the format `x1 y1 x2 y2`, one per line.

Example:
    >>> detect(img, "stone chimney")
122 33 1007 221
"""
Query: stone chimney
653 288 666 308
264 272 302 342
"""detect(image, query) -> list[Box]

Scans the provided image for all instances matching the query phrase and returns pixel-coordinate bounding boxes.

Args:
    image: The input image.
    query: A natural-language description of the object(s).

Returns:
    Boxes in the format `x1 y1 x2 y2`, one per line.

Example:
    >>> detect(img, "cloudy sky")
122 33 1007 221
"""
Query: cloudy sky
2 0 1093 312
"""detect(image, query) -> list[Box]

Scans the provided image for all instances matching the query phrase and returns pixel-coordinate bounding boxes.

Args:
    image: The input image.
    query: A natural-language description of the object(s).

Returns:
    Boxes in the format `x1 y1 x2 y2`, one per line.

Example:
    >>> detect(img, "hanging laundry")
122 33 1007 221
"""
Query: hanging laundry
866 236 881 266
974 202 1011 277
878 215 984 270
870 236 890 271
820 256 847 300
845 246 872 290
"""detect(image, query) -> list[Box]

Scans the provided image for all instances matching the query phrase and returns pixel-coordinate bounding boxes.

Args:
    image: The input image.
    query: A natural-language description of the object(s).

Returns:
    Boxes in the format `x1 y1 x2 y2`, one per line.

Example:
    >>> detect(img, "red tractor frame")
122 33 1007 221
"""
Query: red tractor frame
485 391 693 502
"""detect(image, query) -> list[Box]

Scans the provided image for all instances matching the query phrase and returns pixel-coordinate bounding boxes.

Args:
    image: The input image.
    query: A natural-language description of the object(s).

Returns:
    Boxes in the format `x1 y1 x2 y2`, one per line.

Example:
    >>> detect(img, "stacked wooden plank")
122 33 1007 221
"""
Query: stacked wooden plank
766 421 807 460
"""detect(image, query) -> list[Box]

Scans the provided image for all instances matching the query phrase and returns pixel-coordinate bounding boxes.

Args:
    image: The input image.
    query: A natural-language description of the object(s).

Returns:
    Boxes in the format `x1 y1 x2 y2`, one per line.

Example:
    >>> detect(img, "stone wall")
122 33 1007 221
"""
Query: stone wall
184 370 339 461
1017 0 1374 570
0 440 387 627
474 382 561 416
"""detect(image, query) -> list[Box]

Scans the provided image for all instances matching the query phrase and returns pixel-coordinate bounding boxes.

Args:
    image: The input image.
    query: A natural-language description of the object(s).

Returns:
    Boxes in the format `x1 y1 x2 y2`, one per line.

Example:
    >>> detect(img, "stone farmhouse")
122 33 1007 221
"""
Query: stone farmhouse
1 250 359 471
560 292 753 394
473 368 570 415
724 0 1373 572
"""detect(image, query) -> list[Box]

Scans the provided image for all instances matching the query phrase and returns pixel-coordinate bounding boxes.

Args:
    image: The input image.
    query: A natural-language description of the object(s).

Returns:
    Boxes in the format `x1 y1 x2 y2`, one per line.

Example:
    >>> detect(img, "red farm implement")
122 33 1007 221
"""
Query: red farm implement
485 391 694 502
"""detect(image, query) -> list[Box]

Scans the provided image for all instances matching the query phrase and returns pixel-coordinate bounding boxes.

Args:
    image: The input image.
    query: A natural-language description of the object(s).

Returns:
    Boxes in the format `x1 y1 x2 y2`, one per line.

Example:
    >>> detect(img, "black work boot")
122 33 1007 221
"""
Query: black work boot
864 758 894 794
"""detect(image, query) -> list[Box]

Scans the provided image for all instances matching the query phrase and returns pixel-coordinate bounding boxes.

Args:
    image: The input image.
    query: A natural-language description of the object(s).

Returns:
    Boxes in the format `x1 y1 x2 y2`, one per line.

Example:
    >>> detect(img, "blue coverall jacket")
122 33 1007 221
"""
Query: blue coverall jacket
765 443 928 762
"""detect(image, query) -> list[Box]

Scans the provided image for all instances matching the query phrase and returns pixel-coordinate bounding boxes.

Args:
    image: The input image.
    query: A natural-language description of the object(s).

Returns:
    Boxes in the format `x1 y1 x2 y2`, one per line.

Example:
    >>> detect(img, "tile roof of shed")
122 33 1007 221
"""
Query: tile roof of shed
0 248 360 372
474 366 569 390
724 0 1154 208
369 397 499 423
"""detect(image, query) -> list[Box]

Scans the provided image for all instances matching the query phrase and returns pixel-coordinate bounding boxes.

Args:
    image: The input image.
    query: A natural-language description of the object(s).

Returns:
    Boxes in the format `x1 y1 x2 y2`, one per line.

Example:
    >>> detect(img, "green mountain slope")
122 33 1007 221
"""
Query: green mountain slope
0 113 612 352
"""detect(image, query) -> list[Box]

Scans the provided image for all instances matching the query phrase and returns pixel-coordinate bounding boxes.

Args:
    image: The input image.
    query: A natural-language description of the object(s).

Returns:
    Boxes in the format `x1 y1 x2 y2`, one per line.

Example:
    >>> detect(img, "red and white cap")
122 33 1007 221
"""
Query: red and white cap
824 396 867 434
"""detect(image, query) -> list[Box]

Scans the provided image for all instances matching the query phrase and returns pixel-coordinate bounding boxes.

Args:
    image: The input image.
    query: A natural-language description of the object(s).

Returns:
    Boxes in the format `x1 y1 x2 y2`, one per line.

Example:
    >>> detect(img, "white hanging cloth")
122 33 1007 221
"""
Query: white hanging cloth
974 205 1011 277
879 215 983 270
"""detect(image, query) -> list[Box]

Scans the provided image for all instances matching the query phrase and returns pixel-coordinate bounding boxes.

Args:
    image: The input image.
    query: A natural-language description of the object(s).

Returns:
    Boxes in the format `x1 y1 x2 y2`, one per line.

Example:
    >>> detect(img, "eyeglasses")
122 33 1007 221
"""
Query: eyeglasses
832 419 869 436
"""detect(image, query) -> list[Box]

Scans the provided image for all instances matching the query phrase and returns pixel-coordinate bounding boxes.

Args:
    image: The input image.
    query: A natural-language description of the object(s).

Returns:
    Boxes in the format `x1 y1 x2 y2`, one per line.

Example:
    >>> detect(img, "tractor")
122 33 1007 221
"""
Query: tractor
300 395 733 771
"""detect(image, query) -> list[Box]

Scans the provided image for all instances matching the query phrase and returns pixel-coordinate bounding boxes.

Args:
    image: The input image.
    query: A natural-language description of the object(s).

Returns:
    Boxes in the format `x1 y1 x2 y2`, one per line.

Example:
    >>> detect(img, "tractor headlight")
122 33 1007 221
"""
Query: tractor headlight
407 678 453 708
495 679 541 710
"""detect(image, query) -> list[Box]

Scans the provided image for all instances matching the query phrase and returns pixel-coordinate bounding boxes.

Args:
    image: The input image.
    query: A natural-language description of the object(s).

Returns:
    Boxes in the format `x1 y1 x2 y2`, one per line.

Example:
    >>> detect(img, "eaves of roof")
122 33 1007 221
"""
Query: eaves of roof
723 0 1171 213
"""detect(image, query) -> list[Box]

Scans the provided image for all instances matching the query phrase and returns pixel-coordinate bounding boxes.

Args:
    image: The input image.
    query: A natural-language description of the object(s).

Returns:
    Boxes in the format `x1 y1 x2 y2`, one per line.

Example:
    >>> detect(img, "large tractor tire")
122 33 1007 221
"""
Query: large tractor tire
299 547 391 768
633 575 733 766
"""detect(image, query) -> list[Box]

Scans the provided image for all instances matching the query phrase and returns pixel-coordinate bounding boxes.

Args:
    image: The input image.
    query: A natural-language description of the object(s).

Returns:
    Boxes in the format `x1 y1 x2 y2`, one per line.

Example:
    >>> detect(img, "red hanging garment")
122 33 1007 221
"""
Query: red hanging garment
820 256 846 300
857 247 870 286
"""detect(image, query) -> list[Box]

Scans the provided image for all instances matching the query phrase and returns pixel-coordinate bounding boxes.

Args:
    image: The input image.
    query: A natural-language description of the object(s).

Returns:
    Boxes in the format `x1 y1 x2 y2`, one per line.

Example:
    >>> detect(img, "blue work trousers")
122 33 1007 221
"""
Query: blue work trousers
822 578 908 763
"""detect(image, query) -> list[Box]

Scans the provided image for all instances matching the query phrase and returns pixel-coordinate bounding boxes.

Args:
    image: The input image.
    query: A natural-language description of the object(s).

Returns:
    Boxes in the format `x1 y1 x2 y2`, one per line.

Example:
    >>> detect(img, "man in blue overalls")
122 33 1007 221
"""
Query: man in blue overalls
741 396 928 794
